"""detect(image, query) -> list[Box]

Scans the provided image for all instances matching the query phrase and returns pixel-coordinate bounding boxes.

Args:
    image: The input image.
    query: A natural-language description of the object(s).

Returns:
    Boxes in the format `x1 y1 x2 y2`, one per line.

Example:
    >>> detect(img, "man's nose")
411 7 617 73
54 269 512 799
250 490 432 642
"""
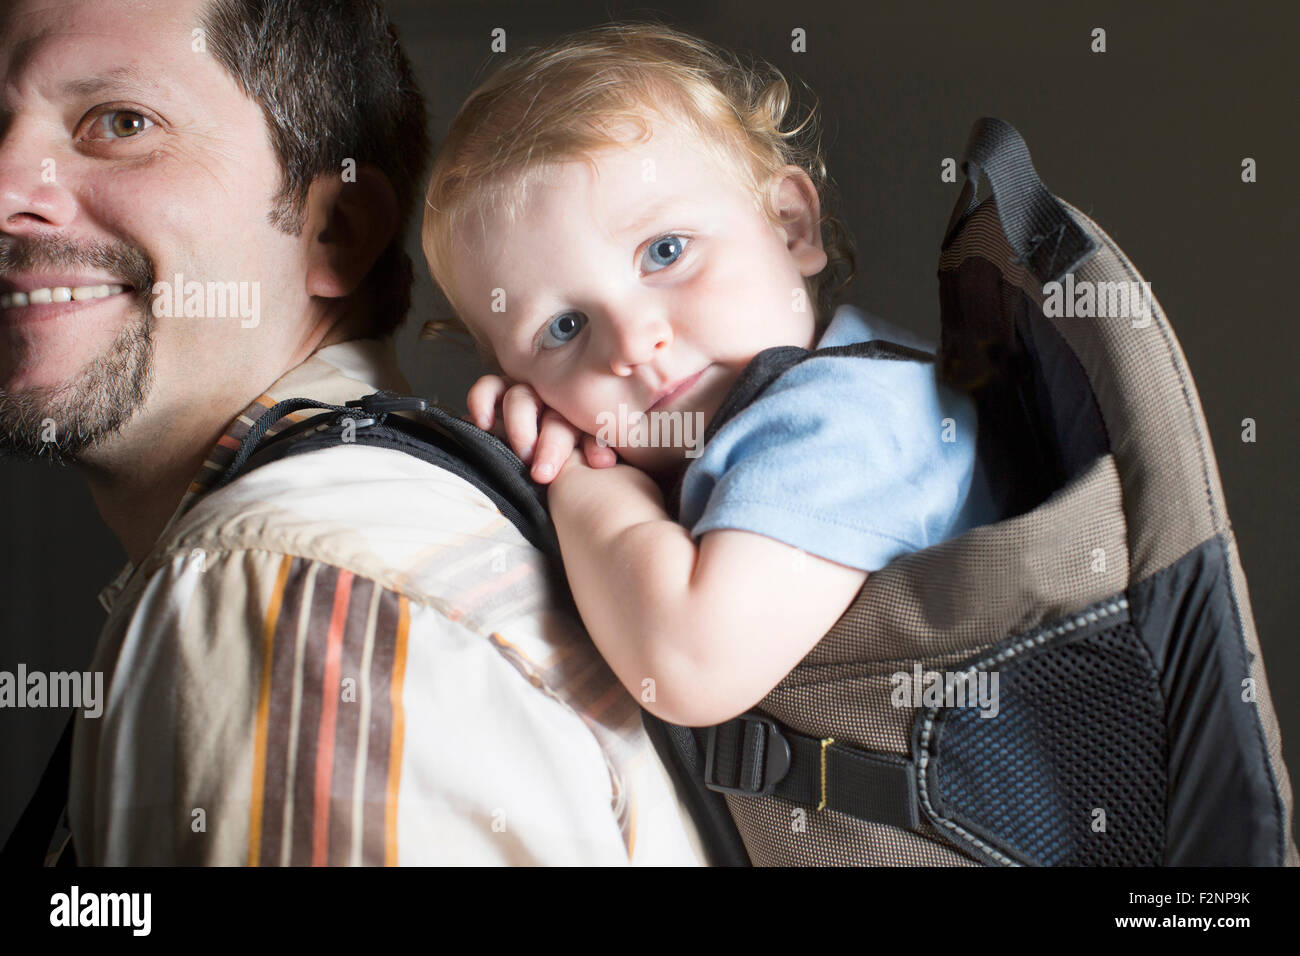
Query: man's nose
606 306 673 376
0 120 78 234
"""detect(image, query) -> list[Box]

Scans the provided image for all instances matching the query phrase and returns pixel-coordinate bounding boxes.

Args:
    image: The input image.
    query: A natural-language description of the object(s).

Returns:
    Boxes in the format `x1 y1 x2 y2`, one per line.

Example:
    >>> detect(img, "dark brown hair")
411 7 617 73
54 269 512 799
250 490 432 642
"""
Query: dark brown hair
203 0 430 338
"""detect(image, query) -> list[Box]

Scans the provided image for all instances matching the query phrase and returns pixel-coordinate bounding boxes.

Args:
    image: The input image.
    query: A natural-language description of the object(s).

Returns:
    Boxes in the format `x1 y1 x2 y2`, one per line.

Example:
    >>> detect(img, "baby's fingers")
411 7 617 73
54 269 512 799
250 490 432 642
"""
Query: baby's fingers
466 374 511 432
501 383 545 463
582 433 618 469
531 409 581 483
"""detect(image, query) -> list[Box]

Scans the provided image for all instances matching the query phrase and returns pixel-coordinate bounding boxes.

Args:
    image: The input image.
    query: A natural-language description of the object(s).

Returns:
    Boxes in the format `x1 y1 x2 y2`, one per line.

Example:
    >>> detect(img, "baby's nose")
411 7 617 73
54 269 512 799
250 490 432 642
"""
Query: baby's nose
608 315 672 376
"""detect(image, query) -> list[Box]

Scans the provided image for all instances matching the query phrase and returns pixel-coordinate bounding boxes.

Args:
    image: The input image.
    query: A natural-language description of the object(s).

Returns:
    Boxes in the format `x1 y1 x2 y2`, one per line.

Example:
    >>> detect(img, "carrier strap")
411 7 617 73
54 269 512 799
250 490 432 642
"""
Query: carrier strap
210 390 560 559
941 117 1097 284
640 715 753 865
700 711 920 831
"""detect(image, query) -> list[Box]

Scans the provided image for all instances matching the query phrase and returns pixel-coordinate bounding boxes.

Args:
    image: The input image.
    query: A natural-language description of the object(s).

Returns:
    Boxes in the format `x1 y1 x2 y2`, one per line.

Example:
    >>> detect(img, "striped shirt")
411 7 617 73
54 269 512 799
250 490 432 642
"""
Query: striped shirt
68 337 707 865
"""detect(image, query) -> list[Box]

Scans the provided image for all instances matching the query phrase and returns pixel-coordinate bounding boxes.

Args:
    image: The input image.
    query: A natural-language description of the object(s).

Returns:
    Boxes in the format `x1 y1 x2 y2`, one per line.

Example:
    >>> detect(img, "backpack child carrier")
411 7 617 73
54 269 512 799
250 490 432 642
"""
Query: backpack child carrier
641 117 1297 866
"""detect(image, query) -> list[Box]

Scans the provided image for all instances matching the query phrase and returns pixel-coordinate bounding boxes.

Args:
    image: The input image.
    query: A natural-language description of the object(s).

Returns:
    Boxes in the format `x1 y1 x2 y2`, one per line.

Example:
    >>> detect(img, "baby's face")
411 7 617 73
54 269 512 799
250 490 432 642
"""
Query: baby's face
450 113 827 476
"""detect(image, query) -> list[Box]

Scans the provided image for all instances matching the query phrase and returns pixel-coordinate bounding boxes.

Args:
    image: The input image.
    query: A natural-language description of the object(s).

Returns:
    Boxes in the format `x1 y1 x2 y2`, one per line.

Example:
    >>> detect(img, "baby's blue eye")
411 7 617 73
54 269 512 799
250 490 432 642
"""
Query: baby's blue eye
642 235 688 273
540 311 587 350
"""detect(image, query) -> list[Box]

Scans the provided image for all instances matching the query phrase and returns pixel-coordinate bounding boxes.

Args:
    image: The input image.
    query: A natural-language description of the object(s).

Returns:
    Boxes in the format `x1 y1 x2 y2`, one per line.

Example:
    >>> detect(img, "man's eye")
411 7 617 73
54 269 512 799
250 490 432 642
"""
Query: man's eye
86 110 154 140
540 311 587 350
641 235 688 273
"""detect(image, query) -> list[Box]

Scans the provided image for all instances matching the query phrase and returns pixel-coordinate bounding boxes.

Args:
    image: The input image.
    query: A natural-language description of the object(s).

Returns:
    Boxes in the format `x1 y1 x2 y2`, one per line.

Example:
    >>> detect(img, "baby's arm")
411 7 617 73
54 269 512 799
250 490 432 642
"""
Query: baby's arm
547 451 867 727
467 375 867 726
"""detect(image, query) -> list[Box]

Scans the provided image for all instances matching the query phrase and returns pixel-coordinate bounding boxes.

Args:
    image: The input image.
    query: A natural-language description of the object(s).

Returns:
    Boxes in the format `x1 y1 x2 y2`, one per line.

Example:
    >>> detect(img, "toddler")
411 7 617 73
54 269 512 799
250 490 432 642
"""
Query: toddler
422 23 991 728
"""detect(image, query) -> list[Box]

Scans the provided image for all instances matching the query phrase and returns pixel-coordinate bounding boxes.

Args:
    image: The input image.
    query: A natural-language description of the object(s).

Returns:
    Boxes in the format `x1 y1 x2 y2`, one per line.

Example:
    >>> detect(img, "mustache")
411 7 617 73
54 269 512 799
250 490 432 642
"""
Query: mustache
0 235 154 292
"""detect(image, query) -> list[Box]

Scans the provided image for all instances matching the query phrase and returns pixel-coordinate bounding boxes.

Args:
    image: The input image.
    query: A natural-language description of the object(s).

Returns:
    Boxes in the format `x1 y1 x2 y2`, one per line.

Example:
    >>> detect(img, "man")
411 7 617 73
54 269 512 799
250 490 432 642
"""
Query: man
0 0 706 864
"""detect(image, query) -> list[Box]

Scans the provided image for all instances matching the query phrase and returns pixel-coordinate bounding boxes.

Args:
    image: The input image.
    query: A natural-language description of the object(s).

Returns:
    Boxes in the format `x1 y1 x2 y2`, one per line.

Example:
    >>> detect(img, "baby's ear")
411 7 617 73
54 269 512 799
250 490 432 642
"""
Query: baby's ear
768 166 829 278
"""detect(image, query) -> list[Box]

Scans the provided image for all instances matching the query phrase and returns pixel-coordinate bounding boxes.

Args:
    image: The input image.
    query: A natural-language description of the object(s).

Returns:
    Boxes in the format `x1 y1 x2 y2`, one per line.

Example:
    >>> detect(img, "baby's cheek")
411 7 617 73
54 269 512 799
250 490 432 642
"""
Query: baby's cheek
544 388 605 440
705 248 784 306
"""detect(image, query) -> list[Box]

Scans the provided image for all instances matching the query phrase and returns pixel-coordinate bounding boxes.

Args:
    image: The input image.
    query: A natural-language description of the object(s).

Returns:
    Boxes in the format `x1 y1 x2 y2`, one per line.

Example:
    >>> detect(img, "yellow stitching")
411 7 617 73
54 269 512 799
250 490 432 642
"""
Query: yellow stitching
817 737 835 811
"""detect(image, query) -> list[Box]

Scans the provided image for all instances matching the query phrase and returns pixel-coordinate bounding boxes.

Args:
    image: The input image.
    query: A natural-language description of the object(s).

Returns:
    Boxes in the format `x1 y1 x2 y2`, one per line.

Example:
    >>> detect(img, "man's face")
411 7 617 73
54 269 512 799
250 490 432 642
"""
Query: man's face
0 0 314 462
450 113 826 476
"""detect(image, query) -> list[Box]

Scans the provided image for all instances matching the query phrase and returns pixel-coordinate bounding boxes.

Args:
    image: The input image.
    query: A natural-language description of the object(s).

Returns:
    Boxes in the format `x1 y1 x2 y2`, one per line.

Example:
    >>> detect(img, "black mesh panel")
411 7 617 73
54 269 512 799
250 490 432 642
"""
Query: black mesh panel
926 619 1166 866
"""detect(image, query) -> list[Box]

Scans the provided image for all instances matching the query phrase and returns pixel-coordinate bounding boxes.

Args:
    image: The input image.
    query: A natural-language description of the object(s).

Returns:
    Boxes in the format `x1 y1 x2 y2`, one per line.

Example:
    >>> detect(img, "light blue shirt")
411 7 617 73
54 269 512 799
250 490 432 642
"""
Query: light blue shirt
678 305 993 571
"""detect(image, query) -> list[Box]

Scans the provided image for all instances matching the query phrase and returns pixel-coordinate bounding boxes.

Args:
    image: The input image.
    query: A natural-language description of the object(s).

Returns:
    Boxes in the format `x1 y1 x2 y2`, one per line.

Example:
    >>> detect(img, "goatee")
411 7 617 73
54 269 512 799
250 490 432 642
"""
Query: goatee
0 233 156 464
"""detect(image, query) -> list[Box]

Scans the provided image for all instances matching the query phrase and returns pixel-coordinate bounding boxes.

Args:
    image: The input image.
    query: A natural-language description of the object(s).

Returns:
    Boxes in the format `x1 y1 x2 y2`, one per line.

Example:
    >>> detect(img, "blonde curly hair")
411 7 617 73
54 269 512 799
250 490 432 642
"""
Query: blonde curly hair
421 21 856 362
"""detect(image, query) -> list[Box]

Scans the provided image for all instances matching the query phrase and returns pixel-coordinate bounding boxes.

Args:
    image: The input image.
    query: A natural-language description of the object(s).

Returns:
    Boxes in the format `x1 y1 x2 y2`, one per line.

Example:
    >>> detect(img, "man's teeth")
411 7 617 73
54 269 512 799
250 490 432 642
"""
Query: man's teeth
0 284 127 308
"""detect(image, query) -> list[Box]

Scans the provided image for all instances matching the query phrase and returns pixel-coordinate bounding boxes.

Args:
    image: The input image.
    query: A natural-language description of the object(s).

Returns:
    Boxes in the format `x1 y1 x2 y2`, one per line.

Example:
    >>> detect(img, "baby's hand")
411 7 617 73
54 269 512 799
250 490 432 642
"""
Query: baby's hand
466 374 618 483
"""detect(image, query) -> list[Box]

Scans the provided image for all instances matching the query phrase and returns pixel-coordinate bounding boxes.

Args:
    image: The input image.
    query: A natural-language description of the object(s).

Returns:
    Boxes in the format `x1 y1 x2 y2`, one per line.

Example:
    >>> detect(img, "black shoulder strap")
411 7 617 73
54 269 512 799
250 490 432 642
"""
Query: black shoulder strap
941 116 1097 284
640 716 753 866
211 391 560 560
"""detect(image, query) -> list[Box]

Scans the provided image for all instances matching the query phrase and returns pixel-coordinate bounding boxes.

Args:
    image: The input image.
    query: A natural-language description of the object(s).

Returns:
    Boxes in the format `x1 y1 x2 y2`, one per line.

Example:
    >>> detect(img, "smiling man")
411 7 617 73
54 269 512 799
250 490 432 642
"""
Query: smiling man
0 0 706 865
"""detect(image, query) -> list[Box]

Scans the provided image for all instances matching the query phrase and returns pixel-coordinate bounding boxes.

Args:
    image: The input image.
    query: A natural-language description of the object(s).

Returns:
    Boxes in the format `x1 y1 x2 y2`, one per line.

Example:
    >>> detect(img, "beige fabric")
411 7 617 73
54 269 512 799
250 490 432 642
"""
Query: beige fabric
728 795 979 867
939 201 1212 576
812 453 1129 669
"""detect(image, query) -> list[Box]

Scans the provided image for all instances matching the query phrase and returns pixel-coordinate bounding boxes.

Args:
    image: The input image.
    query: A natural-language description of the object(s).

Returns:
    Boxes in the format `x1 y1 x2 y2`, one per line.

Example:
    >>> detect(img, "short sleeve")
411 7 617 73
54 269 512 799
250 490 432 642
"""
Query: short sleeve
677 354 979 572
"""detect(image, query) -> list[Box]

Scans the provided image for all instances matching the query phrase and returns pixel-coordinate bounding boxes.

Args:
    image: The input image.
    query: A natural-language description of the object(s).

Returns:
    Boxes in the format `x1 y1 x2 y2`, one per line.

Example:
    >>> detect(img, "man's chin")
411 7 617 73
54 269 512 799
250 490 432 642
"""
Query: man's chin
0 320 154 465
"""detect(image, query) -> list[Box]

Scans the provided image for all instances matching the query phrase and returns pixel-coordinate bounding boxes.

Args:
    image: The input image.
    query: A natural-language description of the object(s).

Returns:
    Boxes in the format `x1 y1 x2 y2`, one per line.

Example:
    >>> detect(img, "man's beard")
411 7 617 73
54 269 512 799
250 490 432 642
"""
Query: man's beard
0 317 154 465
0 235 155 465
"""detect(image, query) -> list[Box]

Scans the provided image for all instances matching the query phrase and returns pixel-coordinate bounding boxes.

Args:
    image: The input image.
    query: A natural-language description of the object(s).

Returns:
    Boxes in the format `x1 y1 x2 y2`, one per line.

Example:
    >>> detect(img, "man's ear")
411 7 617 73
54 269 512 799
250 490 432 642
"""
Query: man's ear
768 166 828 278
303 165 399 299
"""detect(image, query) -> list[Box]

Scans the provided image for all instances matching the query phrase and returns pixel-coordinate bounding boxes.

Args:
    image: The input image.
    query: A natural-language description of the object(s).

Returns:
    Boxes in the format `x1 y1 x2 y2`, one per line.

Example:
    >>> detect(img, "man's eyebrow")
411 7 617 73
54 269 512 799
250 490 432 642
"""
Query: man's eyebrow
61 65 161 97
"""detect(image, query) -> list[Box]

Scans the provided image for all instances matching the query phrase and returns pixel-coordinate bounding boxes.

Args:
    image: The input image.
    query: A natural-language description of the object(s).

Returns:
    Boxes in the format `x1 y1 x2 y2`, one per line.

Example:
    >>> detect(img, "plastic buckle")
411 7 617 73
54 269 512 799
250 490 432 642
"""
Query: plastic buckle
346 393 428 414
703 711 792 797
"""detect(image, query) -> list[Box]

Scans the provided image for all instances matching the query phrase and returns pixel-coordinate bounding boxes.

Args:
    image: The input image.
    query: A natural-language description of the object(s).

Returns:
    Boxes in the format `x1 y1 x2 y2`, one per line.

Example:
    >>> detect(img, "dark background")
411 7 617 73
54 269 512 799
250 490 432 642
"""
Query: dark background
3 0 1296 851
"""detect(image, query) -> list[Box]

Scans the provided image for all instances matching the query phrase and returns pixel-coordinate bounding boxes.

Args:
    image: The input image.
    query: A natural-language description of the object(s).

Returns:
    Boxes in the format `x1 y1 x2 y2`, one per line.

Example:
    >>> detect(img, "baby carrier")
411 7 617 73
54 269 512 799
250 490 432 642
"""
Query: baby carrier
643 117 1297 866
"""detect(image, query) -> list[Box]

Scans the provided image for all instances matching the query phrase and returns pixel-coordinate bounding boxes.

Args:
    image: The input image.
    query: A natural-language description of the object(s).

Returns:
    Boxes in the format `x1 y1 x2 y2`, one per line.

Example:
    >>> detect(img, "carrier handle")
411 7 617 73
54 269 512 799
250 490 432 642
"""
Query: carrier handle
941 117 1097 284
